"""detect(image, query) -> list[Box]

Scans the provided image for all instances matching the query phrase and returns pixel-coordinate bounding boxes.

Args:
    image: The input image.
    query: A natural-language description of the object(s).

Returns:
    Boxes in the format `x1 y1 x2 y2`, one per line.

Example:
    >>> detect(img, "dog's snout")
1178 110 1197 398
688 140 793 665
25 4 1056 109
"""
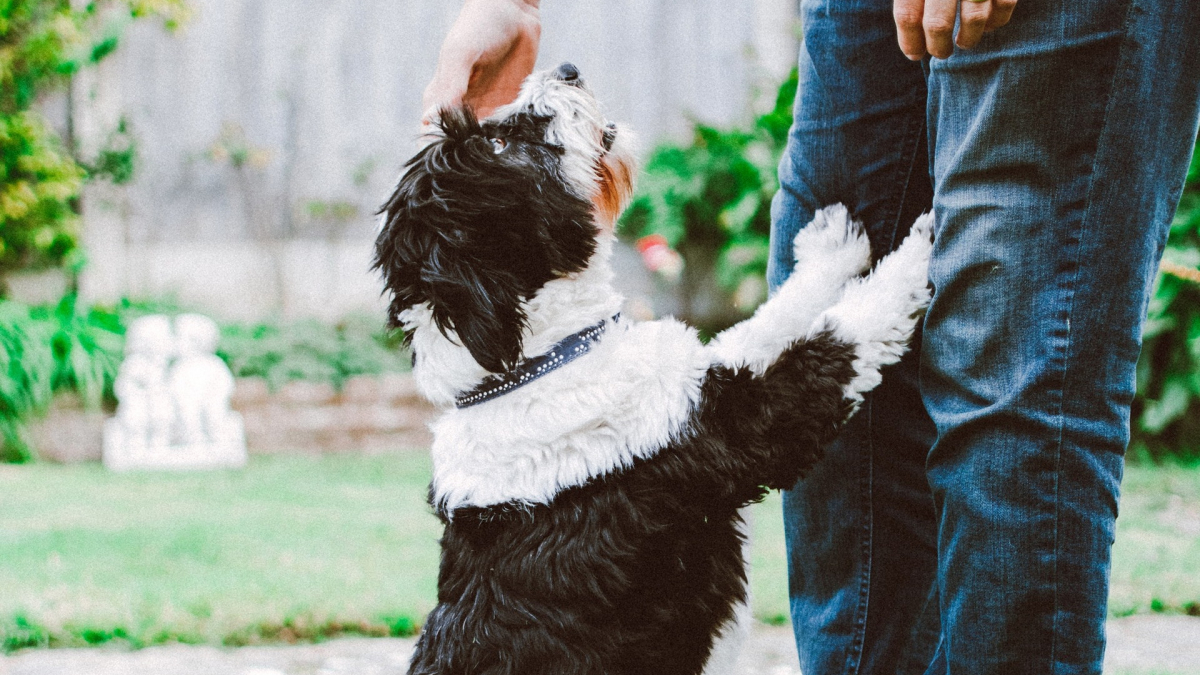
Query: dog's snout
554 62 581 84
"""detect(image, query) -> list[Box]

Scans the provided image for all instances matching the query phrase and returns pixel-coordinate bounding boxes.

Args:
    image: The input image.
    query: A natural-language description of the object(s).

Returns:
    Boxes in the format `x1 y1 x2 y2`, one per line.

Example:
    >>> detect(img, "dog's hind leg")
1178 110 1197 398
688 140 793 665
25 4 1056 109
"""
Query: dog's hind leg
811 212 934 406
708 204 870 375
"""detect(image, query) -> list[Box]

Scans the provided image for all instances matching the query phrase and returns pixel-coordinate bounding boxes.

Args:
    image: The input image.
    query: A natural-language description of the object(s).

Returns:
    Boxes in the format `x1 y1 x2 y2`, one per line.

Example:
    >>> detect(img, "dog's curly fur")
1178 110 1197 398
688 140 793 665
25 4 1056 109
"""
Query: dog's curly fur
374 65 933 675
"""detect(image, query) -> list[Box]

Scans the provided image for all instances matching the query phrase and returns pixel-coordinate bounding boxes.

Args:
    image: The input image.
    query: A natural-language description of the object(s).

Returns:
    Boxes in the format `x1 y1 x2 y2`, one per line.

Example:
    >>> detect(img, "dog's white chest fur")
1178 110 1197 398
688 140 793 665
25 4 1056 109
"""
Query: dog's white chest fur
400 236 711 511
430 318 707 511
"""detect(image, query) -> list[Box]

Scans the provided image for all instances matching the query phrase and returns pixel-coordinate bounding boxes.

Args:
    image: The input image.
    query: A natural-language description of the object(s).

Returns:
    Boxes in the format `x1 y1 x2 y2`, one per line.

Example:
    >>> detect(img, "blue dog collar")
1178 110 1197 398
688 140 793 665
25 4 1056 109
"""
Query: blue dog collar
455 314 620 409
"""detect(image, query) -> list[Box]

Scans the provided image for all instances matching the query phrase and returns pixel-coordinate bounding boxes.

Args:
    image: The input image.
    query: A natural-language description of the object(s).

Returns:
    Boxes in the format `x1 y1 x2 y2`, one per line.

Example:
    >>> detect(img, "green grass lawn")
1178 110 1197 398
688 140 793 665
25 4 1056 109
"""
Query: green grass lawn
1 455 1197 651
1108 462 1200 617
0 455 441 650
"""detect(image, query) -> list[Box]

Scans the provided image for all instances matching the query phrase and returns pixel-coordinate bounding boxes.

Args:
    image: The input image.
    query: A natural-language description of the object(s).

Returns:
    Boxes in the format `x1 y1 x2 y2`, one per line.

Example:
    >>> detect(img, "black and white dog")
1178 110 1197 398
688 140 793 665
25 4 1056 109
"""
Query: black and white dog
374 63 933 675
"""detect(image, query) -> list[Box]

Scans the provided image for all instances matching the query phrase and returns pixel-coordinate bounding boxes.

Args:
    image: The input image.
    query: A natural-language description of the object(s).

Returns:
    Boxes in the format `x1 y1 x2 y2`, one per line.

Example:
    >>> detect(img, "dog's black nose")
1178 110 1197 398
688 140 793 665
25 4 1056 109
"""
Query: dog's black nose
555 62 581 83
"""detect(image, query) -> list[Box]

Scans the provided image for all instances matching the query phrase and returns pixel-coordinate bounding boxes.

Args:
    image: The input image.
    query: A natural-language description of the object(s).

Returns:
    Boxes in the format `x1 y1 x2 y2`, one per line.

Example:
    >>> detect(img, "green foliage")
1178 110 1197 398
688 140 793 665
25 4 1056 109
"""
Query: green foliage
80 115 137 184
0 0 186 291
1 614 49 652
0 300 54 461
217 316 410 391
620 71 797 331
35 294 123 406
0 294 121 462
1133 142 1200 459
0 112 84 282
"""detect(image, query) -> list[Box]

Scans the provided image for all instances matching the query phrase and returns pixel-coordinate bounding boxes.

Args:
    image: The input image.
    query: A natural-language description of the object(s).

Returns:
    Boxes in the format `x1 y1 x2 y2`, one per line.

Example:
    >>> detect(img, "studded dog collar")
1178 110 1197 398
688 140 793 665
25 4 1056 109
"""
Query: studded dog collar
455 314 620 409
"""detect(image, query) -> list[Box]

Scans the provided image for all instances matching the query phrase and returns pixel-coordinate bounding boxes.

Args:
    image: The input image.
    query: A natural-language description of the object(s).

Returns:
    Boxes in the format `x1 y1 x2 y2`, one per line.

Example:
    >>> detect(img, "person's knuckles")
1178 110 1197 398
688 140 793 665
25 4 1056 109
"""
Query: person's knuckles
924 16 956 39
894 0 928 59
897 31 927 59
960 3 990 24
894 6 924 30
987 0 1016 28
957 3 990 45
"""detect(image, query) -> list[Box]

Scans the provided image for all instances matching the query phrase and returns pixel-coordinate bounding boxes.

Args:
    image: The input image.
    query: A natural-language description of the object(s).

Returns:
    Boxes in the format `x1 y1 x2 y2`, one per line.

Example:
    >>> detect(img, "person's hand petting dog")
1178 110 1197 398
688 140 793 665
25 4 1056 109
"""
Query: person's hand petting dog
422 0 541 122
894 0 1017 60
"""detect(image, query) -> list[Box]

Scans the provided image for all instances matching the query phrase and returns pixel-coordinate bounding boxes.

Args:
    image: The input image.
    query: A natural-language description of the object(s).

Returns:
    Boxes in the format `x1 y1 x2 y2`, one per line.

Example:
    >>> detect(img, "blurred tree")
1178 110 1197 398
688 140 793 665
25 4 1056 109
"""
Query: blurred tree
0 0 186 294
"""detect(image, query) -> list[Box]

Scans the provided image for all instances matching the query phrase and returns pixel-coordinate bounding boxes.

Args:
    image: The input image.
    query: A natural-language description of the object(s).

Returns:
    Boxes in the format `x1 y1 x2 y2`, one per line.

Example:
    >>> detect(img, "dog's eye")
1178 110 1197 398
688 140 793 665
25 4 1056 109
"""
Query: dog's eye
490 137 507 154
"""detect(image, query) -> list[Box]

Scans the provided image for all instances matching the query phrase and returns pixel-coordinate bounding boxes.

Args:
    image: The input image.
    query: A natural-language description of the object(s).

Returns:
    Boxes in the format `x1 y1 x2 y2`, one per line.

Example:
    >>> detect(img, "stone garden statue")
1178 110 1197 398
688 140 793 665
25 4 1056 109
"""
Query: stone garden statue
103 314 247 471
170 314 238 446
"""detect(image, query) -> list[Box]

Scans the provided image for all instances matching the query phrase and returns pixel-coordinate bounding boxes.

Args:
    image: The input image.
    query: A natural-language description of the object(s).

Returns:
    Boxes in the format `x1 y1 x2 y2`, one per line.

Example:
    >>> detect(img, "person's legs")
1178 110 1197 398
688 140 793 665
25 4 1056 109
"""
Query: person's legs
771 1 940 673
921 2 1200 673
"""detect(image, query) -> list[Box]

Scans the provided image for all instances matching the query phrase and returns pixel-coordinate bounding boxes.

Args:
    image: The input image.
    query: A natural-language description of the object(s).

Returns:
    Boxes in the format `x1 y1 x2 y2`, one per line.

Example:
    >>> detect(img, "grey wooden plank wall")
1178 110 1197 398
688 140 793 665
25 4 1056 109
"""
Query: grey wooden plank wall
76 0 799 318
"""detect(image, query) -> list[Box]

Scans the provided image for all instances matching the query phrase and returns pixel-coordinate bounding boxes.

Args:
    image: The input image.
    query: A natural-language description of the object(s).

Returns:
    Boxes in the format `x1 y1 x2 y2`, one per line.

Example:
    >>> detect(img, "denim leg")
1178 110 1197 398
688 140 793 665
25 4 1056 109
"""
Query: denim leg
921 1 1200 673
772 1 939 673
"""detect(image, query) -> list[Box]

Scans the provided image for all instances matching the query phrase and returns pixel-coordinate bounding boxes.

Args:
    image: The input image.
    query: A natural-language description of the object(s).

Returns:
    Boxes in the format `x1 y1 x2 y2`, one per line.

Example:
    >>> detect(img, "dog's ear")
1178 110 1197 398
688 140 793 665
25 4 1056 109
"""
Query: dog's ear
374 194 528 374
429 253 527 373
374 206 528 373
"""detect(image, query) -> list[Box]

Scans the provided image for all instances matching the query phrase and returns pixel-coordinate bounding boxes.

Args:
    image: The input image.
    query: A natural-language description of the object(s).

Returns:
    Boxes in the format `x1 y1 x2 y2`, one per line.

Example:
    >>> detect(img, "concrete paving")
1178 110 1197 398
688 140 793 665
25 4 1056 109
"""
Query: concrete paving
1 616 1196 675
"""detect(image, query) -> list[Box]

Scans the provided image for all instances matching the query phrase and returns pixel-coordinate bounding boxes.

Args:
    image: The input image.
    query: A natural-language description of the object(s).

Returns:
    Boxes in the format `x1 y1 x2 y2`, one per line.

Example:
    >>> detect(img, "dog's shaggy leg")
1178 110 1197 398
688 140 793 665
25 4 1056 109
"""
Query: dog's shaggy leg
709 204 869 375
812 212 934 405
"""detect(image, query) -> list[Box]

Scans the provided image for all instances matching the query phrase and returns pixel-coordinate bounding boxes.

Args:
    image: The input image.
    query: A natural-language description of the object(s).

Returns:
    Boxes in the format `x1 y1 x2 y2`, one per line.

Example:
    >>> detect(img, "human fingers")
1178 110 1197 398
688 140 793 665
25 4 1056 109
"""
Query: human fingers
423 57 471 124
957 0 992 49
985 0 1016 31
894 0 927 60
923 0 959 59
422 10 486 122
420 0 539 121
464 16 539 117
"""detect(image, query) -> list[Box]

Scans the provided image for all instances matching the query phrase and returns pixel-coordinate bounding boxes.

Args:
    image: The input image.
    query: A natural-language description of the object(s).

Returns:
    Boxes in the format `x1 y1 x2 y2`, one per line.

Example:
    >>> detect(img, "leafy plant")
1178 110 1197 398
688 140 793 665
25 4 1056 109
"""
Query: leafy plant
218 315 410 391
0 301 54 461
1133 142 1200 459
0 0 186 293
81 116 138 185
619 70 797 332
0 111 85 287
36 294 124 406
0 294 123 462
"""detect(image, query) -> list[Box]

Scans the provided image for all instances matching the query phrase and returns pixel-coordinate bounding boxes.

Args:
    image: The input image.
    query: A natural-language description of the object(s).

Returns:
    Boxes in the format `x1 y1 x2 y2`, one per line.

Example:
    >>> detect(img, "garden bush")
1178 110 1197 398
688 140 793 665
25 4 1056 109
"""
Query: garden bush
619 71 797 334
0 294 121 462
217 315 410 391
1133 145 1200 460
624 73 1200 459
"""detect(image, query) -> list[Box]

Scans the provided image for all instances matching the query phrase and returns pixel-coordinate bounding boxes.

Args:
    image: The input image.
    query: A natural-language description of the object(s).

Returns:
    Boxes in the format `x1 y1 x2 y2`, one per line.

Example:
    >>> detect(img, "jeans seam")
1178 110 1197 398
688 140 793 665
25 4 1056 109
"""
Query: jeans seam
842 96 925 675
884 99 930 254
843 397 875 675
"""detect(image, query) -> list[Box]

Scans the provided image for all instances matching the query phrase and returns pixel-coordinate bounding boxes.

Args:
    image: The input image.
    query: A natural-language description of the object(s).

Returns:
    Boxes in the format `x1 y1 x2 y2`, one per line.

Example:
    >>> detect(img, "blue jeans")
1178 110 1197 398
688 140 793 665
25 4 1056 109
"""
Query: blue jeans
768 1 1200 674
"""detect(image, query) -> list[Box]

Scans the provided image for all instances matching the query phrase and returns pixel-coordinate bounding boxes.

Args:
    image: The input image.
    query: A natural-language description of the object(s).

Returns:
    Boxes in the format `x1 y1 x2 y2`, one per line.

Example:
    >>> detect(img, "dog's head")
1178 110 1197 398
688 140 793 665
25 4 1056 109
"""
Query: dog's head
374 63 635 373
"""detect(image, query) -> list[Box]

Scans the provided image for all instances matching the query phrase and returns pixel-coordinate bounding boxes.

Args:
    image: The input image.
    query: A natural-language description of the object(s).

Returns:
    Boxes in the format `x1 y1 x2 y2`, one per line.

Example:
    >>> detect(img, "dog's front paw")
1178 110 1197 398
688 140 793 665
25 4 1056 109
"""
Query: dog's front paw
791 204 871 281
880 212 934 304
810 212 934 403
